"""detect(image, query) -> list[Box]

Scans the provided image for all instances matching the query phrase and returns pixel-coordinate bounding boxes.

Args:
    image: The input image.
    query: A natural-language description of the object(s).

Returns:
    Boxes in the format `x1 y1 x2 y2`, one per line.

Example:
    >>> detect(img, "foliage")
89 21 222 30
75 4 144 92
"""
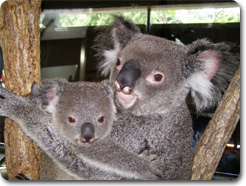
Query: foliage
41 7 240 28
59 11 147 27
151 8 240 24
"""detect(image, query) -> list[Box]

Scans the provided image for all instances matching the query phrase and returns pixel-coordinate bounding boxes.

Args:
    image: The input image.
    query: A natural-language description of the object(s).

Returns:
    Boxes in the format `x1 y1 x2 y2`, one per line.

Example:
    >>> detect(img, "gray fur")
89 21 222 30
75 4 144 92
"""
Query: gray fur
95 16 141 76
112 104 193 180
95 16 239 179
0 16 239 180
97 16 239 113
0 79 160 180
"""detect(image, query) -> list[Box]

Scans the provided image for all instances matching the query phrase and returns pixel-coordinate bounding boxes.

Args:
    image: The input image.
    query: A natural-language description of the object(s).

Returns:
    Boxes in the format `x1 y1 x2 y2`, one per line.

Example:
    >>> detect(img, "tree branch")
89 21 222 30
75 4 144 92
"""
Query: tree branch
191 67 240 180
0 0 42 180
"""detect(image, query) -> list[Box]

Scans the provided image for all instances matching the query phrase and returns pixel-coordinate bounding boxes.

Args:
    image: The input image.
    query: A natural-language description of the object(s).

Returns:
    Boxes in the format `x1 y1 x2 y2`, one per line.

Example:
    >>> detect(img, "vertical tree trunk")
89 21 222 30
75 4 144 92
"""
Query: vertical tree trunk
191 67 240 180
0 0 42 180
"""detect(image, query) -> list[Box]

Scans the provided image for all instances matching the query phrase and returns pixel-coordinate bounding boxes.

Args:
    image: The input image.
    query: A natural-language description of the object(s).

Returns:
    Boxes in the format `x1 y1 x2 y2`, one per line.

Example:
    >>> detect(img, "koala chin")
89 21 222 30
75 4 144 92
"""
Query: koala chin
116 91 138 109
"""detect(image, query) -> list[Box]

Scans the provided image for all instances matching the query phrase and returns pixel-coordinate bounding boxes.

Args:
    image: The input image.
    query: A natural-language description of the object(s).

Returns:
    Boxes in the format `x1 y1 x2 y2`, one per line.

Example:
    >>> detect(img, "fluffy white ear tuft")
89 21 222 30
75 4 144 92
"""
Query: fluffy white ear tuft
99 45 120 76
187 72 214 111
96 16 141 76
183 37 240 112
186 49 222 111
43 87 60 114
40 79 67 114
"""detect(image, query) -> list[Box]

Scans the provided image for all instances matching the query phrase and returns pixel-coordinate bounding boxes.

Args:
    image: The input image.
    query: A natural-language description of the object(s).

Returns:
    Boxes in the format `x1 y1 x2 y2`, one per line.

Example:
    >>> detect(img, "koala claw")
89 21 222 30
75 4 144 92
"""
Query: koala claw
0 87 18 101
122 86 131 94
139 149 157 162
0 87 21 117
149 154 157 161
0 88 7 115
0 87 9 98
143 167 162 180
114 81 121 91
15 173 30 180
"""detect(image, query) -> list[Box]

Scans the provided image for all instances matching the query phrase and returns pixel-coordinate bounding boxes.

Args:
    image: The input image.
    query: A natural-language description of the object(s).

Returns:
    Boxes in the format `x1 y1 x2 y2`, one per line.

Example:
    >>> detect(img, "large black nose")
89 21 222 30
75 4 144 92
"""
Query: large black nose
115 60 141 93
81 122 95 143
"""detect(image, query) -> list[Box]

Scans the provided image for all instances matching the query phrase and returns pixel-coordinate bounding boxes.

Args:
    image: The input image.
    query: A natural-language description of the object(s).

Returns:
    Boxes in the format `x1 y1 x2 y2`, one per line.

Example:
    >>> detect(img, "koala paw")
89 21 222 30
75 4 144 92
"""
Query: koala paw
140 163 162 180
15 173 30 180
139 149 157 162
0 87 20 117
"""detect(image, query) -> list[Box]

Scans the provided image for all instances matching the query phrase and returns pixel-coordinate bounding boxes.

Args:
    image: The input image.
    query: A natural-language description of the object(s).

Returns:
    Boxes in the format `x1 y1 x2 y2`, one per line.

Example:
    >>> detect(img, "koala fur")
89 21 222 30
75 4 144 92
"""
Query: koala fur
0 79 160 180
0 16 239 180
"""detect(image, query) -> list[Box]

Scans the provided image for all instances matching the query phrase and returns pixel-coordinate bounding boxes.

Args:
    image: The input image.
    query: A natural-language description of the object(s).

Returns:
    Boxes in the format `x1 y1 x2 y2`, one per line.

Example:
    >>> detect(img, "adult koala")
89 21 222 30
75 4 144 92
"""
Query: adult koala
94 16 239 179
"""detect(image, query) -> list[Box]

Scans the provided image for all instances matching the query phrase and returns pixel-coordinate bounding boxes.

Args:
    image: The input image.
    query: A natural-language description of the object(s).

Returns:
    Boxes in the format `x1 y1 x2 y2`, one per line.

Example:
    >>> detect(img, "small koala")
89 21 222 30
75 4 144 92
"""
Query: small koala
94 16 239 179
0 79 160 180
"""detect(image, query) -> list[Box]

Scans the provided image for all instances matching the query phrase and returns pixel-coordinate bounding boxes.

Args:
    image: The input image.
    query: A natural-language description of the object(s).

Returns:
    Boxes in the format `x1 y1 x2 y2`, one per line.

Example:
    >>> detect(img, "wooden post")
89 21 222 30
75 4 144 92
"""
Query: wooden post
191 67 240 180
0 0 42 180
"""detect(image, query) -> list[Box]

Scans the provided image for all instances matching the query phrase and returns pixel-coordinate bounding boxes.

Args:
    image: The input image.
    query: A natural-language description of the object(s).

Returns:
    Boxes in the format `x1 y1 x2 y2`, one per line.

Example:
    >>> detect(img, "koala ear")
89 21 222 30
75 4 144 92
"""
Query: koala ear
100 80 114 99
184 39 239 112
30 81 40 96
40 79 68 113
27 81 42 104
100 80 116 113
111 16 141 49
96 16 141 76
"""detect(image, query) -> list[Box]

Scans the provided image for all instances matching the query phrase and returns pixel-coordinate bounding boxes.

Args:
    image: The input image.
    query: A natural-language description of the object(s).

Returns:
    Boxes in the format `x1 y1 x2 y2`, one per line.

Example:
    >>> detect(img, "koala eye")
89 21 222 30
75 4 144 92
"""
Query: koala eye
115 58 122 70
146 71 164 84
154 74 163 82
116 58 121 66
68 116 76 124
98 116 104 124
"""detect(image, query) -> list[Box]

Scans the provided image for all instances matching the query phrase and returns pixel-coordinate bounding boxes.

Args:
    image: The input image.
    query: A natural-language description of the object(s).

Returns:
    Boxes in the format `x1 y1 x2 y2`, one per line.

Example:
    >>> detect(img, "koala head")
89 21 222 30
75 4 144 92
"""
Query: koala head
37 79 115 146
96 16 239 115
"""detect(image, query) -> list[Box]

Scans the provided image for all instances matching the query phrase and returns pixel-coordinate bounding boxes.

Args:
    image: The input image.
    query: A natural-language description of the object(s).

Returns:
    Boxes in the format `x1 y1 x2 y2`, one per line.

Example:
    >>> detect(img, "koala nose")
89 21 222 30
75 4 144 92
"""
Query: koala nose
115 81 132 94
115 60 141 93
81 122 95 143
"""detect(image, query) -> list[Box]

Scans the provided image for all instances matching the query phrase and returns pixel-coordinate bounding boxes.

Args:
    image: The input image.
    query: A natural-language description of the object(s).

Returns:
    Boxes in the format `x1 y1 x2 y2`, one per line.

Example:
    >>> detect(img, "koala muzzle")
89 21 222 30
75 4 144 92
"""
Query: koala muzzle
81 122 95 144
115 61 141 94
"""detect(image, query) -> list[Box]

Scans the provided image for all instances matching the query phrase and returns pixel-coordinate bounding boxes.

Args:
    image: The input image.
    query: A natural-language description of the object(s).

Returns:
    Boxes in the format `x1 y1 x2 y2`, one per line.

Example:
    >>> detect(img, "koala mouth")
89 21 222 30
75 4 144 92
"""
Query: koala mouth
116 91 137 109
78 137 95 146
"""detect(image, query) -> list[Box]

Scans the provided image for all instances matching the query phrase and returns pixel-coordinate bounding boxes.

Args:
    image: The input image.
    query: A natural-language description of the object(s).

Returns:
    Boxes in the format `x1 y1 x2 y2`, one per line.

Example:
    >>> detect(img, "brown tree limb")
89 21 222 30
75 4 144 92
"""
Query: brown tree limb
191 67 240 180
0 0 42 180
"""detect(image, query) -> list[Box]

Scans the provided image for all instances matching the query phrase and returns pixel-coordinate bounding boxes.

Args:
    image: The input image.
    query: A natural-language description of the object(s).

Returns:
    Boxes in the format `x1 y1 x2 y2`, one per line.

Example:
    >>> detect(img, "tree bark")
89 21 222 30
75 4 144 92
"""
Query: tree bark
0 0 42 180
191 67 240 180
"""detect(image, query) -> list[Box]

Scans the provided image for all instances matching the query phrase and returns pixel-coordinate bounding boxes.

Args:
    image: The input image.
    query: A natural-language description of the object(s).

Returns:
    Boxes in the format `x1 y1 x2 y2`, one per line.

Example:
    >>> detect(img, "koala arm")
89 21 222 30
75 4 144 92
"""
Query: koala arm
76 138 161 180
0 87 159 180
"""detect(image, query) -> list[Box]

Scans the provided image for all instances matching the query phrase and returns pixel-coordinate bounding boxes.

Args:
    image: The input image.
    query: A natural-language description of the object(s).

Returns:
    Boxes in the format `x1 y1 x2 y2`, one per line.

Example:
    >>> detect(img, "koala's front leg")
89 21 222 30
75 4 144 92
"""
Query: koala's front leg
0 87 48 127
78 139 161 180
0 87 28 120
0 87 52 143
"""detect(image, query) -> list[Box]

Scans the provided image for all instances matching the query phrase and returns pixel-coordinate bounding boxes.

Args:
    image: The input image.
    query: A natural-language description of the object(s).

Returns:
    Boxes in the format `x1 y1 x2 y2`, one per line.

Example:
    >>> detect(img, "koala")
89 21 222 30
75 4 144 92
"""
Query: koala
0 16 239 180
0 79 160 180
94 16 239 179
